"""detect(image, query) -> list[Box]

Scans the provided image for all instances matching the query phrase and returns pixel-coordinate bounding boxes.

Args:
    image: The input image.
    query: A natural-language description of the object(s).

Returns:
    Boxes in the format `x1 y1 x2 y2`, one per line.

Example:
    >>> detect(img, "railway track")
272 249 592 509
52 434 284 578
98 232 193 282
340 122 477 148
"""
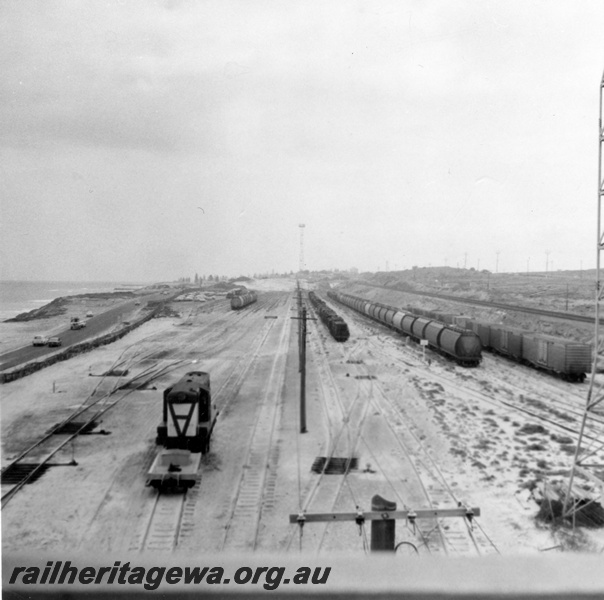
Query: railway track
317 302 505 552
364 368 499 556
129 301 289 554
362 282 598 325
221 296 292 552
289 304 496 556
476 356 604 430
0 343 188 508
130 477 202 552
127 295 294 554
366 328 603 446
335 295 603 442
290 329 373 554
351 318 604 501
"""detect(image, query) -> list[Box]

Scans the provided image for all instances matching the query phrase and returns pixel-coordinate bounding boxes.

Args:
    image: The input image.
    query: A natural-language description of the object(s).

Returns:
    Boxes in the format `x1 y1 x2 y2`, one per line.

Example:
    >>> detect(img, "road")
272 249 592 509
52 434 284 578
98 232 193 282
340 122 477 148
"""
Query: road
0 295 161 372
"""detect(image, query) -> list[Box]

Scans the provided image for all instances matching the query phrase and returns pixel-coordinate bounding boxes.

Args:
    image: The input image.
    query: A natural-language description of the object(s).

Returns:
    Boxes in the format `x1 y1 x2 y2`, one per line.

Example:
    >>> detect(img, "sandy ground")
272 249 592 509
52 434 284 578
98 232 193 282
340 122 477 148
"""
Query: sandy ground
1 277 603 560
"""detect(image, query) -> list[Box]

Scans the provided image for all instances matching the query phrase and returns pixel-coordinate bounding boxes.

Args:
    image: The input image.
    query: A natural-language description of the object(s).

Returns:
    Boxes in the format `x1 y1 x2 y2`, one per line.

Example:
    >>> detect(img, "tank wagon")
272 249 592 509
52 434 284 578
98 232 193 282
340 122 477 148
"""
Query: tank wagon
308 291 350 342
230 291 257 310
148 371 217 489
328 291 482 367
226 287 246 299
409 306 592 382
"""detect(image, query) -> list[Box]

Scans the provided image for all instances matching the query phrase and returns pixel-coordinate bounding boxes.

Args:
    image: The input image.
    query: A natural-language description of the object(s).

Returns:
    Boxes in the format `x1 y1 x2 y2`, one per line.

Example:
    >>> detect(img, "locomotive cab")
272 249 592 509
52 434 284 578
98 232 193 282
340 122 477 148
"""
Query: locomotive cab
156 371 213 454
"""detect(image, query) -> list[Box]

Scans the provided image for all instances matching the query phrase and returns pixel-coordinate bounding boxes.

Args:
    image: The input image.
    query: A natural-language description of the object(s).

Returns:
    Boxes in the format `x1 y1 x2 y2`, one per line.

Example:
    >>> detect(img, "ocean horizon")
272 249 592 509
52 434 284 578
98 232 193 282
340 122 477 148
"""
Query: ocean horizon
0 280 152 321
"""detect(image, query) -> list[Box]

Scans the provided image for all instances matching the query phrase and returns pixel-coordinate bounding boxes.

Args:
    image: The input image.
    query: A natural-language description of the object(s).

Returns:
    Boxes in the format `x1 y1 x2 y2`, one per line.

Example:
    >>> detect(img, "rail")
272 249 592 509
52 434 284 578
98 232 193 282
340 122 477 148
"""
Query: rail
359 281 598 325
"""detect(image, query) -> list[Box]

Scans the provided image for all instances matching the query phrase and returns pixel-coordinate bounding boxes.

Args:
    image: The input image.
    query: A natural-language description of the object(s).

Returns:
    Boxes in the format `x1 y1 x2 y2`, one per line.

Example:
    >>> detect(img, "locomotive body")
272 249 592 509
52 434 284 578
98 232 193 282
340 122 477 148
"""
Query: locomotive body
148 371 216 489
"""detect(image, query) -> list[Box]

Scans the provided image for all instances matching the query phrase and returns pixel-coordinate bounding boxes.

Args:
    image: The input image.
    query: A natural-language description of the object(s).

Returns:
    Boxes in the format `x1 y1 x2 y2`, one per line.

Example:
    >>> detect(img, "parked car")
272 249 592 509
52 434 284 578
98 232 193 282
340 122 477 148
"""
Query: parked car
70 317 86 330
32 335 48 346
48 336 62 347
86 311 93 317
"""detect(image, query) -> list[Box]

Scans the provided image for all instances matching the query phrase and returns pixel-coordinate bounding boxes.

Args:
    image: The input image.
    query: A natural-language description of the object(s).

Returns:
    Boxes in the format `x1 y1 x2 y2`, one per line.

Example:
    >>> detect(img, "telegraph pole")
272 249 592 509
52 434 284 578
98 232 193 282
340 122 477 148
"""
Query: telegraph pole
291 286 315 434
299 305 307 433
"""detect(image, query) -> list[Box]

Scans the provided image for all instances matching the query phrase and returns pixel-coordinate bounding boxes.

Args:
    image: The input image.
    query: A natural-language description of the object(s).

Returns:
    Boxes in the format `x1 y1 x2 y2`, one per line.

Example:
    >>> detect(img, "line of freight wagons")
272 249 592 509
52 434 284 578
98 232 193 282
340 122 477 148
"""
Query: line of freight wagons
406 305 592 381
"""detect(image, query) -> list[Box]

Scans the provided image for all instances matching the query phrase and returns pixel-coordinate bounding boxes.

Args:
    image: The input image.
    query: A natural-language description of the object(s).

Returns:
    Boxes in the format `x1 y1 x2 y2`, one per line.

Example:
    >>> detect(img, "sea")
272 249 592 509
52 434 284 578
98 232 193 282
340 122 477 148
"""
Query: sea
0 280 147 322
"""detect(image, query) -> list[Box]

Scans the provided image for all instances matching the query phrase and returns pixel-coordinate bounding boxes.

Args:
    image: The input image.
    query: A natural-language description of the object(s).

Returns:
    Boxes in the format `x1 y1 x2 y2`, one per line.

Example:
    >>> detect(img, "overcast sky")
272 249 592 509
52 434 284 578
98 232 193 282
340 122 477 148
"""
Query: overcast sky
1 0 603 281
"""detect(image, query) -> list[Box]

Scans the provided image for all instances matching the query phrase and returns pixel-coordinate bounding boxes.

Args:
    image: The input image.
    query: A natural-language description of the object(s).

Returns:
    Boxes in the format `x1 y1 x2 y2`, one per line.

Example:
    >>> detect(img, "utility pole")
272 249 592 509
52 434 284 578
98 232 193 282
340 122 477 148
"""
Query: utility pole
495 250 500 274
299 305 307 433
291 287 315 434
545 250 551 276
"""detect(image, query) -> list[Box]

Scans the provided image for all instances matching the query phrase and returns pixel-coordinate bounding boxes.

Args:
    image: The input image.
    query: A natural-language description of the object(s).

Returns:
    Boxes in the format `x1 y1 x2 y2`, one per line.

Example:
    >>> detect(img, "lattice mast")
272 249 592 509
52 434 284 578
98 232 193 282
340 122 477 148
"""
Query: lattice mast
564 69 604 519
299 224 305 273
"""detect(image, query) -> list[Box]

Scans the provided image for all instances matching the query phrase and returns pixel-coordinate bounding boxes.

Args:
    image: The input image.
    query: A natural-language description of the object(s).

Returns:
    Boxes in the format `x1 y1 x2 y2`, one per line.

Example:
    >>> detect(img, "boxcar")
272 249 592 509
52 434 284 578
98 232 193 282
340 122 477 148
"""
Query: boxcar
489 326 524 362
467 320 491 349
521 334 591 382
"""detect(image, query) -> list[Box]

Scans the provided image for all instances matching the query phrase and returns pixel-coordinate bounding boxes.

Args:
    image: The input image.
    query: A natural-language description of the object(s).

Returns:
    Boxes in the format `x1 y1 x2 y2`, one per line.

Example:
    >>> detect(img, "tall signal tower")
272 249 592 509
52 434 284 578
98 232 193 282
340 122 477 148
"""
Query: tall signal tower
299 224 305 273
564 69 604 523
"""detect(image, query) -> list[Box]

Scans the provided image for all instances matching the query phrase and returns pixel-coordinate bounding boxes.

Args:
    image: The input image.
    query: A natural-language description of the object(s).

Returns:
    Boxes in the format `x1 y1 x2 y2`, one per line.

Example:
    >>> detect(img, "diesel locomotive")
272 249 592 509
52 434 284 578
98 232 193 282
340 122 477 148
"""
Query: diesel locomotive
147 371 217 489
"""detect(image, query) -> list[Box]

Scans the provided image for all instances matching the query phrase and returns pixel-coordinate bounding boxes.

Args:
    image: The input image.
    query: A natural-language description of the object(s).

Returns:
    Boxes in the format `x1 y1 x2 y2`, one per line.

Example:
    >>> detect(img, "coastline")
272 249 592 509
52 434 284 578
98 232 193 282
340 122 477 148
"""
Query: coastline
0 281 149 322
0 290 145 355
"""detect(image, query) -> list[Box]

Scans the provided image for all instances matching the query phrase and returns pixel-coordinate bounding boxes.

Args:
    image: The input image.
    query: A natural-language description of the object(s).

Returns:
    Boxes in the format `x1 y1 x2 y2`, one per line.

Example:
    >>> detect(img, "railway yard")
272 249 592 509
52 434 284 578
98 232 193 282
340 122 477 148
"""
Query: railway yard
1 274 604 557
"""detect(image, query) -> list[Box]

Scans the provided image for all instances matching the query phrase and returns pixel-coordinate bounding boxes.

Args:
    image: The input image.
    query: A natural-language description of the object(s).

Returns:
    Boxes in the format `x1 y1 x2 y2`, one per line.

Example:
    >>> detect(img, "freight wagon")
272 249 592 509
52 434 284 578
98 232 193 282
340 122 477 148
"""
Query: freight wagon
308 291 350 341
230 291 257 310
328 291 482 367
411 306 592 382
520 333 591 382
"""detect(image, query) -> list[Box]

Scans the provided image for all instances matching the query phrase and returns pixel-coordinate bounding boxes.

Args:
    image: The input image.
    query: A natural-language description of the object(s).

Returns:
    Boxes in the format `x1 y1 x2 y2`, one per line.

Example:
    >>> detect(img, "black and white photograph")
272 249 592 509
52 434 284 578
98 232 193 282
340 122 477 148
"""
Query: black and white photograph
1 1 604 597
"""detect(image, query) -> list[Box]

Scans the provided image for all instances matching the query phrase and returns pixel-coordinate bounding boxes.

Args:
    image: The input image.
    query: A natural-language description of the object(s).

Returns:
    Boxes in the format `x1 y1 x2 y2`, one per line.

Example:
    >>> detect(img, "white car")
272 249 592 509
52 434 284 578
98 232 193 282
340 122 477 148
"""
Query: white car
32 335 48 346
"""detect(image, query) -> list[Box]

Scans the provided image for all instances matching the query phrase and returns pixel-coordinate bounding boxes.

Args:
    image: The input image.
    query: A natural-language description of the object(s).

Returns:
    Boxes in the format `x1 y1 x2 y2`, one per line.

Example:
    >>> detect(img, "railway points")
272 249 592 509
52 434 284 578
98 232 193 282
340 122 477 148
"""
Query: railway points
1 276 603 559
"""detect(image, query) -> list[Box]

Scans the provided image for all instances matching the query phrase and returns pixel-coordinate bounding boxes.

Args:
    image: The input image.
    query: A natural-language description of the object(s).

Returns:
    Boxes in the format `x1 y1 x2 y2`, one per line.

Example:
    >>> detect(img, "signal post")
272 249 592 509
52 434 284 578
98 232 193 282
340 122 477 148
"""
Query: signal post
290 495 480 552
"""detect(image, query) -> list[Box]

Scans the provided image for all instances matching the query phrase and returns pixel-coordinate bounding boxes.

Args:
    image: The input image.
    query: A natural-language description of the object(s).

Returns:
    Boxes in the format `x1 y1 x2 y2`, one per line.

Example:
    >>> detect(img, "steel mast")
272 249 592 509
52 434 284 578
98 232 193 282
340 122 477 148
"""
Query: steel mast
299 224 305 273
564 69 604 522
